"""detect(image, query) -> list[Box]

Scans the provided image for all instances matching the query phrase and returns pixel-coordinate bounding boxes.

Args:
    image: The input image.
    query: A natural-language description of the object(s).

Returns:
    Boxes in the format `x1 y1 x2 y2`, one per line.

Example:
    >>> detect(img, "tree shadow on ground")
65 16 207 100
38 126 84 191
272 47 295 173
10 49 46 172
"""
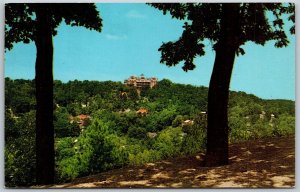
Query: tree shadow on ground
49 135 295 188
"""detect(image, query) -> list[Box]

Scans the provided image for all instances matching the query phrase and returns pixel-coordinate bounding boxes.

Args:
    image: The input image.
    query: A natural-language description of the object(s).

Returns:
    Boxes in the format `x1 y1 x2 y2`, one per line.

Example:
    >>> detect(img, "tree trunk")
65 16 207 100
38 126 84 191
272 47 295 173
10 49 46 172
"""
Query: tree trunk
204 4 240 167
35 7 55 184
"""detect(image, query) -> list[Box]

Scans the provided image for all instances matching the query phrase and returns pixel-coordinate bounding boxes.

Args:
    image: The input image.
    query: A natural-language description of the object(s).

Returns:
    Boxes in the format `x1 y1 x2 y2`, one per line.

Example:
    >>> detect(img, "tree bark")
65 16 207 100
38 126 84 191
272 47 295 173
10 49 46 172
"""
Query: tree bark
205 4 240 167
35 6 55 184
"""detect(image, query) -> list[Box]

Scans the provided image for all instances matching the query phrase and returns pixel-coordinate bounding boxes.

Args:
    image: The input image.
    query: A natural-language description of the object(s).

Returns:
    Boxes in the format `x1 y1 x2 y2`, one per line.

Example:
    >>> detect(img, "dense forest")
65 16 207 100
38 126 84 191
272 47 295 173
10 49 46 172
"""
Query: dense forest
5 77 295 187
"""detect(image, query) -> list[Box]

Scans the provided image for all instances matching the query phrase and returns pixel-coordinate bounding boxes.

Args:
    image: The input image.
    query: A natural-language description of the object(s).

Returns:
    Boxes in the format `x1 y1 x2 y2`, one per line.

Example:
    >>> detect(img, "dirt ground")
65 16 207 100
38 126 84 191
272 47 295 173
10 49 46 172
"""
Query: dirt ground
46 135 295 188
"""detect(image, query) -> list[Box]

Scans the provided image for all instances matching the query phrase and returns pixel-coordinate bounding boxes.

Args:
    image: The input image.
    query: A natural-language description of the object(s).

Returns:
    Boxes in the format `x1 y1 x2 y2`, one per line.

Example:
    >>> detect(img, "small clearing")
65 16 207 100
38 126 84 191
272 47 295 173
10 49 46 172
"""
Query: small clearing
47 136 295 188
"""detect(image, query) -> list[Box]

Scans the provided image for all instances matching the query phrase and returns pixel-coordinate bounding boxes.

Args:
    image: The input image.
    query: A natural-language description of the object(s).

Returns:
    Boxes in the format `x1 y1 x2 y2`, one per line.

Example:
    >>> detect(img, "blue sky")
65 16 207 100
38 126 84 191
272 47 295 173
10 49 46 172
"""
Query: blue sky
5 3 295 100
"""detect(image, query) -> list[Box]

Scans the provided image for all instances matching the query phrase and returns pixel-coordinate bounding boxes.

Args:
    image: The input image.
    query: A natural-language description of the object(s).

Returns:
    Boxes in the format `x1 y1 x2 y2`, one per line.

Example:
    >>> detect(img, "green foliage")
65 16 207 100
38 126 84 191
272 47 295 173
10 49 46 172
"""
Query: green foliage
145 105 178 132
66 103 82 116
55 137 76 161
5 78 36 114
5 111 36 187
150 3 294 167
273 114 295 136
56 156 81 181
127 126 147 139
229 114 251 142
251 120 273 139
5 109 18 143
172 115 184 127
149 3 294 71
153 127 183 158
229 101 295 143
5 3 102 50
128 149 160 166
5 78 295 185
181 114 207 155
113 111 139 135
54 107 81 138
56 120 129 182
5 2 104 186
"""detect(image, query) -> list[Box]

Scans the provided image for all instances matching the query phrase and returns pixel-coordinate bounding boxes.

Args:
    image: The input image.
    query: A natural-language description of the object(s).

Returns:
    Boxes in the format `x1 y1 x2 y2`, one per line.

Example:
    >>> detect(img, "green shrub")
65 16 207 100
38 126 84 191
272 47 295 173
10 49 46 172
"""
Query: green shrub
128 149 160 166
181 125 206 155
127 126 147 139
55 137 76 161
5 111 36 187
273 114 295 136
181 115 207 155
172 115 184 127
56 157 81 182
56 119 129 182
229 117 252 142
251 120 273 139
154 127 183 158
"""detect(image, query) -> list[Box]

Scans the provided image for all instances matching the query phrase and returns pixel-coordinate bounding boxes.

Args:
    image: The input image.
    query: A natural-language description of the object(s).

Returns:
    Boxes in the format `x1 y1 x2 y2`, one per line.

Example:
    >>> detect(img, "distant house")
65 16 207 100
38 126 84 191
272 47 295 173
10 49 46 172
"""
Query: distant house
78 114 91 127
78 114 89 120
69 115 75 124
182 120 194 126
119 108 131 114
136 108 148 116
70 114 91 127
147 132 157 138
270 114 276 123
81 102 89 108
120 91 128 98
259 111 266 119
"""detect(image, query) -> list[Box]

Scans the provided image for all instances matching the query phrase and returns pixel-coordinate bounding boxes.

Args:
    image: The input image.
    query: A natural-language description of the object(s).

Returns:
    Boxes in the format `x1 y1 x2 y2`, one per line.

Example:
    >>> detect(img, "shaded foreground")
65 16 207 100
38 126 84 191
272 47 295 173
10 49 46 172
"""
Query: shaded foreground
46 136 294 188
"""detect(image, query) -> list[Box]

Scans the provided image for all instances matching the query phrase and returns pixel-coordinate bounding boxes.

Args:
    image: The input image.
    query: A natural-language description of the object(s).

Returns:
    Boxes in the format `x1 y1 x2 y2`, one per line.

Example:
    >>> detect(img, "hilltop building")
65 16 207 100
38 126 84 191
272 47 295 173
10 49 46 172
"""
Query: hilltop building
124 75 157 89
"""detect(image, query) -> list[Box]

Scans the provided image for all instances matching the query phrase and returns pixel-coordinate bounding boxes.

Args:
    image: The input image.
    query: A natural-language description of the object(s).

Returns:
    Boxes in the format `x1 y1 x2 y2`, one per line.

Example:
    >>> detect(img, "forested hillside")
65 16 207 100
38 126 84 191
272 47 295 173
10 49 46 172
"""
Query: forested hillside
4 77 295 186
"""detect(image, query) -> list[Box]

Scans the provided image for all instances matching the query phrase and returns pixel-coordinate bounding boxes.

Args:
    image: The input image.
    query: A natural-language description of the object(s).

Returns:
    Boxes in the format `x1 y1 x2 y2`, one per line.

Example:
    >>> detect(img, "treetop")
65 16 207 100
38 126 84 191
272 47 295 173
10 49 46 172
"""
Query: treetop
5 3 103 50
149 3 295 71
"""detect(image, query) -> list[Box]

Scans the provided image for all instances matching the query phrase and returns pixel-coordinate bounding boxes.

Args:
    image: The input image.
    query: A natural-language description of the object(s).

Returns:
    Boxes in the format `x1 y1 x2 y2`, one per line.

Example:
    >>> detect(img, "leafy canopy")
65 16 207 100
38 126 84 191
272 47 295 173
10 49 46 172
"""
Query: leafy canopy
149 3 295 71
5 3 103 50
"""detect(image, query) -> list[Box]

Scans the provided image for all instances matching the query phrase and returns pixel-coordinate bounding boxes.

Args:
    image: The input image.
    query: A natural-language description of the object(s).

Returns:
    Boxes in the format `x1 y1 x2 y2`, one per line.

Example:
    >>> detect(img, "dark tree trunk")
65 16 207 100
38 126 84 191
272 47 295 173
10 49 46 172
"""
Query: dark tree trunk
35 7 55 184
204 4 240 167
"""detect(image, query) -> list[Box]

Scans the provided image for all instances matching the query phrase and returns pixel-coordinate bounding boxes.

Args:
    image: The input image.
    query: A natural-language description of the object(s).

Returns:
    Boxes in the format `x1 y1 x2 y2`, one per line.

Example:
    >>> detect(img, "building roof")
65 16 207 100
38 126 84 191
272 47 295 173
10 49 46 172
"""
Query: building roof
78 114 90 120
136 108 148 114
